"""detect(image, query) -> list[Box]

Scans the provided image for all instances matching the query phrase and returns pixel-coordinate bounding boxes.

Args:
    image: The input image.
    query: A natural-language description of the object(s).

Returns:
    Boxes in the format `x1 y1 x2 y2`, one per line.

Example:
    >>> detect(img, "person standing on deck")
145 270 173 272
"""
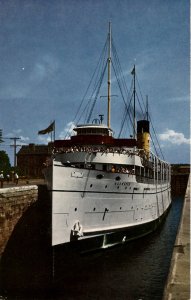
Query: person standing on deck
14 173 19 185
0 171 4 188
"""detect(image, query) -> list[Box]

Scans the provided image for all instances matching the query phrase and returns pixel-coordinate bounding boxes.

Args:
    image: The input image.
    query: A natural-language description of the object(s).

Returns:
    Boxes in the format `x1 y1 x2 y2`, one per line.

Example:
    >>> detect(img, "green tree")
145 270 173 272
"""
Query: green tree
0 150 11 174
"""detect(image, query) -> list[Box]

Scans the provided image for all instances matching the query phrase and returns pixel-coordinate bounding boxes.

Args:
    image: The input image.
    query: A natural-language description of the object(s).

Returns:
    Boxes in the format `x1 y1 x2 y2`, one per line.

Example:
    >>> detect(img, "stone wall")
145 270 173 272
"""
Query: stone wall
0 185 38 255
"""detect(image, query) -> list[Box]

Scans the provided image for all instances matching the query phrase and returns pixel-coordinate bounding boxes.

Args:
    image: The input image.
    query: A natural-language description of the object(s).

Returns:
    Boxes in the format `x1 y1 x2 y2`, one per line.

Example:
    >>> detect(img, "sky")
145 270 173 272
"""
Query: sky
0 0 189 165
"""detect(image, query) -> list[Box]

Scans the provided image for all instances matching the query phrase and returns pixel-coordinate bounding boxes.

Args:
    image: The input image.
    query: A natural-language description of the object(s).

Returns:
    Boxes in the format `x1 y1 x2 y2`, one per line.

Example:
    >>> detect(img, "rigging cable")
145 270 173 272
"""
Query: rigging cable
118 82 134 137
111 61 134 132
64 37 108 138
111 39 134 136
86 61 107 123
136 76 165 159
84 33 110 123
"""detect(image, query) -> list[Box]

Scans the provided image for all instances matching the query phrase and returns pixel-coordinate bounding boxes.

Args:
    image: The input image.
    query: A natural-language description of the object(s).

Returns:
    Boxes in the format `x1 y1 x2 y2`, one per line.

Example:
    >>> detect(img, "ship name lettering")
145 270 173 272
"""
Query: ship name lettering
115 182 130 186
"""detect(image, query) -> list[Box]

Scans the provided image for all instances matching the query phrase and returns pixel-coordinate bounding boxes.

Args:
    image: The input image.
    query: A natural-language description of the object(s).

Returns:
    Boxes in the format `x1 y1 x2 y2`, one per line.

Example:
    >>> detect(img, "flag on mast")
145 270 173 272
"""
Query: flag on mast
38 121 55 135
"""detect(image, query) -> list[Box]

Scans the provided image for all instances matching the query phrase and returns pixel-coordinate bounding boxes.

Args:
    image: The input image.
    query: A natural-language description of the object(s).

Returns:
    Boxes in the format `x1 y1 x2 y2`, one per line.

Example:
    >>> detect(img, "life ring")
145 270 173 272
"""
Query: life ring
72 221 83 237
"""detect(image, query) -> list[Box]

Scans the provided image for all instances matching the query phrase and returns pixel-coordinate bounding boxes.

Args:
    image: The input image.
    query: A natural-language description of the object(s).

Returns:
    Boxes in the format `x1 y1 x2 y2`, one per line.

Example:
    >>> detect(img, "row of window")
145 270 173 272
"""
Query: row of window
76 128 109 135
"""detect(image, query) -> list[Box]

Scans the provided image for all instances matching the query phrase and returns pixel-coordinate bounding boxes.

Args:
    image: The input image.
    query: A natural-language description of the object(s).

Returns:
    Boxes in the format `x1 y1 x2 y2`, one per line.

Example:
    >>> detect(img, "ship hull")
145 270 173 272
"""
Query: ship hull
52 203 171 279
44 164 171 251
54 202 171 252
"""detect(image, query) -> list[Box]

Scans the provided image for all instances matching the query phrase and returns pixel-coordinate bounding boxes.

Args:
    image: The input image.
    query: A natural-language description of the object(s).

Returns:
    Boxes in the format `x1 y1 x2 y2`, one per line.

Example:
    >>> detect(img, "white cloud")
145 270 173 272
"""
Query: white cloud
159 129 190 145
30 54 59 83
0 54 60 99
168 95 189 102
5 130 30 145
19 136 30 143
59 121 76 139
37 135 51 144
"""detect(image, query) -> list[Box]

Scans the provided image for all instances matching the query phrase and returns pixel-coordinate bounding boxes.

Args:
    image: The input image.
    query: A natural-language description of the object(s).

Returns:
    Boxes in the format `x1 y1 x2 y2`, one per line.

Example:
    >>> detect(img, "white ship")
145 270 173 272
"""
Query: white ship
43 23 171 254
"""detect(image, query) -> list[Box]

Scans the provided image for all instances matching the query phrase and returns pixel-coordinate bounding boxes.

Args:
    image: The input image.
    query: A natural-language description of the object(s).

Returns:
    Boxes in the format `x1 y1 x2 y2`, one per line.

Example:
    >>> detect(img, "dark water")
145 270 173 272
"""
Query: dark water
0 196 183 300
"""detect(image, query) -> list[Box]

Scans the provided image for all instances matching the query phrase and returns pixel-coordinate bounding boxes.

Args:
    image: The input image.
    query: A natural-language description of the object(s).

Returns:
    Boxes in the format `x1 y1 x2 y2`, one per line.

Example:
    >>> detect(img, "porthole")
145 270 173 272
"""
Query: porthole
97 174 104 179
93 207 96 211
75 208 77 211
115 176 121 181
105 185 107 188
90 184 93 187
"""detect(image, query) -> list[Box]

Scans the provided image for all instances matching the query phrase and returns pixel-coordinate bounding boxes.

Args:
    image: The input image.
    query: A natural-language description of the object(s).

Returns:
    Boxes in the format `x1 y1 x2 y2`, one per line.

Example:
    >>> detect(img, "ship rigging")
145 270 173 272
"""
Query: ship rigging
65 23 164 161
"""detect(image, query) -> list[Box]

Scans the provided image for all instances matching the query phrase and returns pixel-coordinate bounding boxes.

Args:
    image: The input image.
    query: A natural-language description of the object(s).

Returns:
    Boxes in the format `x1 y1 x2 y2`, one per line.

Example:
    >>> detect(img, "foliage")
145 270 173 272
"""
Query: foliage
0 150 11 175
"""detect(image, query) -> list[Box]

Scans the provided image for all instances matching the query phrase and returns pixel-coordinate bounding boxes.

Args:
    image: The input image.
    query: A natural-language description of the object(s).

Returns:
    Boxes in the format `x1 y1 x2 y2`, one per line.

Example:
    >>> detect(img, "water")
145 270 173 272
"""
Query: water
0 196 183 299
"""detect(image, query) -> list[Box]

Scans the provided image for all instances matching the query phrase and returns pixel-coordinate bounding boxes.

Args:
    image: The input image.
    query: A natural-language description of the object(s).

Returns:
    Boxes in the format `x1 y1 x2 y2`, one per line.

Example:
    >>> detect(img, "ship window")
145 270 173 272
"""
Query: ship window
75 208 77 211
90 184 93 187
103 165 107 171
105 185 107 188
115 176 121 181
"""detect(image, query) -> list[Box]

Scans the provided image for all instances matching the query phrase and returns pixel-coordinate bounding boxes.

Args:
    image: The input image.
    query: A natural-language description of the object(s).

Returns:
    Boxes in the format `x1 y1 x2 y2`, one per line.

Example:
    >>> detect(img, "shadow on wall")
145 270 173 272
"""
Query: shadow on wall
0 185 52 297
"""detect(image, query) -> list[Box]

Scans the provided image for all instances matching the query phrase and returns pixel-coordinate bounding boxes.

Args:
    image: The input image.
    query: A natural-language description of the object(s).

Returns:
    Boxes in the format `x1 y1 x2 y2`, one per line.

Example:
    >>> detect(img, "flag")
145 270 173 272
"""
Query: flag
131 66 135 75
38 121 55 135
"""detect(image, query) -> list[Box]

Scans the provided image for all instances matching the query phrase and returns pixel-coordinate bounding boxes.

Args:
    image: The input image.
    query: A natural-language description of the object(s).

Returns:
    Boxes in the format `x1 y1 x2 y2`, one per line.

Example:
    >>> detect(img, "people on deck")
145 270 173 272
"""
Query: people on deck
0 171 4 188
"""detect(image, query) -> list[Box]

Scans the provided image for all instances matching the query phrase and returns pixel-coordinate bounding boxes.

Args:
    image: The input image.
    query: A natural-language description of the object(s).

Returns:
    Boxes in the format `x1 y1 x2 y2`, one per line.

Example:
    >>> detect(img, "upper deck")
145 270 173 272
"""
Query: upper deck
54 123 137 148
73 124 113 136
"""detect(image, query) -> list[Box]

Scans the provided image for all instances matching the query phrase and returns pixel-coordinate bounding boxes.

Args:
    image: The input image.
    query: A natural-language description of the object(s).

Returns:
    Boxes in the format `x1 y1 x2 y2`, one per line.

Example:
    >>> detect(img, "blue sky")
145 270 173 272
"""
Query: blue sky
0 0 189 165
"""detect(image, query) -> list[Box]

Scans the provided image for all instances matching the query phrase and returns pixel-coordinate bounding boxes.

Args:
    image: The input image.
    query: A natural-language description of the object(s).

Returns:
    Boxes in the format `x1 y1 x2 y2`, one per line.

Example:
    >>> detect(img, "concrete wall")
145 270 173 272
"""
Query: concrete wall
163 175 190 299
0 185 38 255
171 174 189 196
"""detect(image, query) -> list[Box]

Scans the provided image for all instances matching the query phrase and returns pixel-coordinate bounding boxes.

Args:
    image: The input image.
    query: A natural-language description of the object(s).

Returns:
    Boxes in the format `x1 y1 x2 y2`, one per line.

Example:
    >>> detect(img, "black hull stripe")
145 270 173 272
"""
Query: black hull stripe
49 186 170 195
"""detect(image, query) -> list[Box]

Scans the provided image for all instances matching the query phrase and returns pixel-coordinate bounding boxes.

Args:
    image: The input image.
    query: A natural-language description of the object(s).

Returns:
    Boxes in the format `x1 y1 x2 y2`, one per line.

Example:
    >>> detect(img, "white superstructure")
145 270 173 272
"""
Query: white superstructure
43 122 171 249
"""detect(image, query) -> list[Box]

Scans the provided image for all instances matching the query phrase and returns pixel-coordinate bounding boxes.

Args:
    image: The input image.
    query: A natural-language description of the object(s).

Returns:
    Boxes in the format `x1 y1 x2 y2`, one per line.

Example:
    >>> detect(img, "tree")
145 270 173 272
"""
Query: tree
0 151 11 174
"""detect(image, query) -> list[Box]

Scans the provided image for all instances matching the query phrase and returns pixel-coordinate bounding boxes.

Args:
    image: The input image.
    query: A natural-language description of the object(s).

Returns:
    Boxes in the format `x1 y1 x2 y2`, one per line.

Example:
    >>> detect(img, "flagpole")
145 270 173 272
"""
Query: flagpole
50 121 53 142
53 121 55 141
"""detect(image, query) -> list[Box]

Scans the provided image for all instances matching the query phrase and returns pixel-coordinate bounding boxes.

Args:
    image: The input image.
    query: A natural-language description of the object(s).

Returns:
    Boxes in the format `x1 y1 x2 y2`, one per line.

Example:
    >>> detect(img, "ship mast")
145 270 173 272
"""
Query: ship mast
107 22 111 128
132 64 136 138
146 95 149 121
